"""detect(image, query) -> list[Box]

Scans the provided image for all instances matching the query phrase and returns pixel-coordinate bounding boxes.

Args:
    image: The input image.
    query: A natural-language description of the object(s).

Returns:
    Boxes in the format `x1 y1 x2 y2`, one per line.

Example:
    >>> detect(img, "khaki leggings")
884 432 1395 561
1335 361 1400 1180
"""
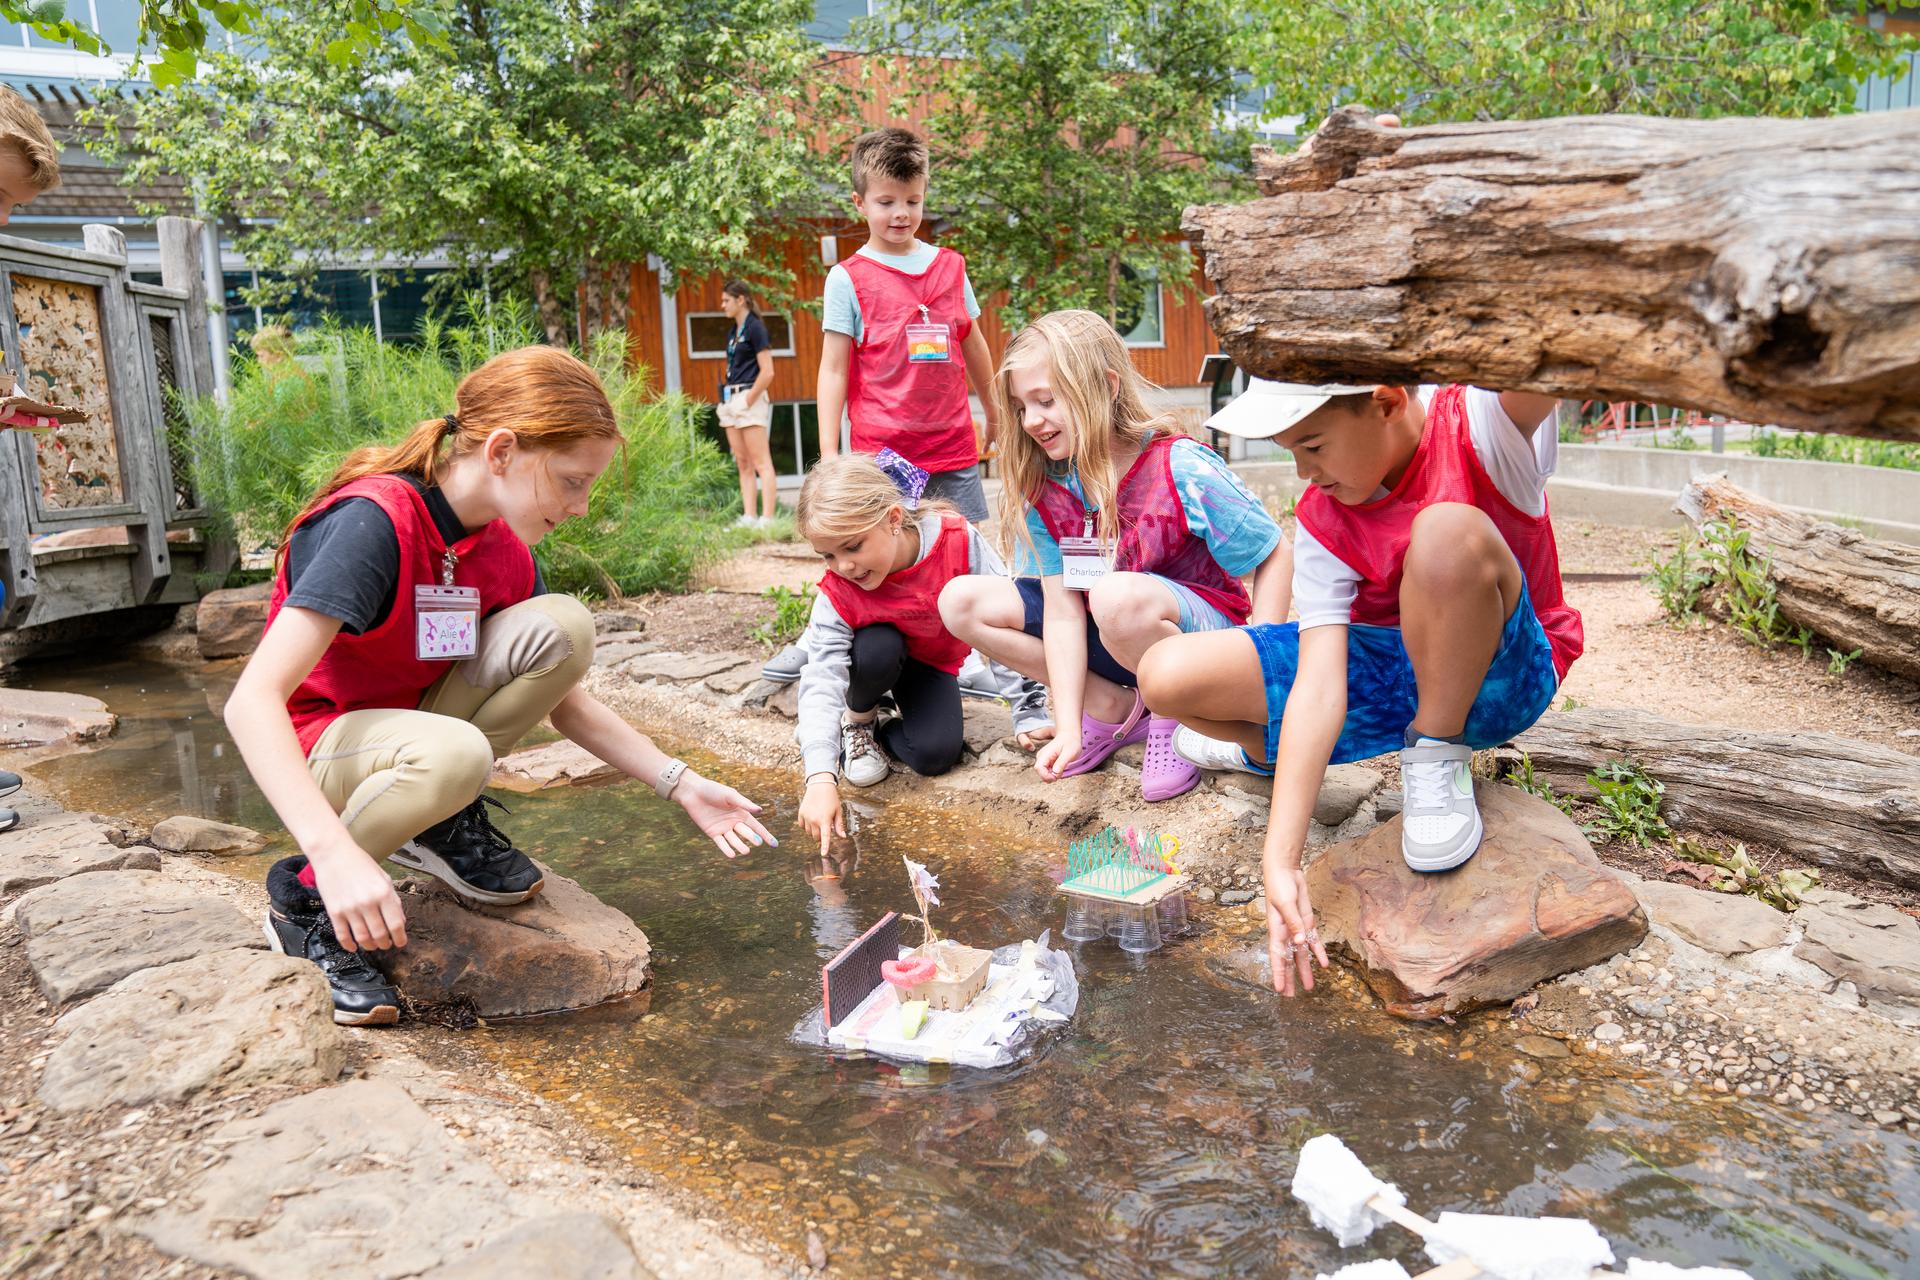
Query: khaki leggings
306 594 595 858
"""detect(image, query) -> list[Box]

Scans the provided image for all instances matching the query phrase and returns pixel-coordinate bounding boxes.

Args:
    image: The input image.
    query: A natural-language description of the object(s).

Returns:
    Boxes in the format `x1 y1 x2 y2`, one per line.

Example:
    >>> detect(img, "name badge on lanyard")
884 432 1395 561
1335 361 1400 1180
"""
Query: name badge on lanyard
905 304 951 363
1059 510 1111 592
416 549 480 660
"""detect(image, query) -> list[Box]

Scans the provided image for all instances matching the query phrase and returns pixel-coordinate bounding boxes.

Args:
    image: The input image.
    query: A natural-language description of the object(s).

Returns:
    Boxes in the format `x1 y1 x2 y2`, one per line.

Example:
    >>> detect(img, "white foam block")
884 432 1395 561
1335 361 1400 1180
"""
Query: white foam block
1315 1261 1414 1280
1624 1260 1754 1280
1424 1212 1615 1280
1292 1133 1409 1247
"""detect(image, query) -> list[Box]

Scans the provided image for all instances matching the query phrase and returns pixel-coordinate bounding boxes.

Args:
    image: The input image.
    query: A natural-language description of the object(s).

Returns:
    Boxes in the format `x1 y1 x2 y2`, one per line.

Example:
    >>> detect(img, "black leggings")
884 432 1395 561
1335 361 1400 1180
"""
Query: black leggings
845 624 964 776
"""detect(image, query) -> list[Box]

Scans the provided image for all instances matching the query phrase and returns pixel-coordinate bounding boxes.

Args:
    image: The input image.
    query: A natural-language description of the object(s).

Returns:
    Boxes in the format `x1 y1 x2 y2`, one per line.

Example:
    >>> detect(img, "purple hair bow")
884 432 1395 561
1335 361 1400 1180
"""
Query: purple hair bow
874 447 929 509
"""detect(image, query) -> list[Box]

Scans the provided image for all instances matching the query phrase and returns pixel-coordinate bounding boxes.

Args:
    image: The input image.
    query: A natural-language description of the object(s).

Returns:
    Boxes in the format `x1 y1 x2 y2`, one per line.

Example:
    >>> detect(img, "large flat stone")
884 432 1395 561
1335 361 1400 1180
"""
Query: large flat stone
1635 878 1790 955
12 870 264 1004
151 814 269 854
617 650 744 683
1795 896 1920 1021
127 1080 643 1279
703 661 764 695
418 1213 654 1280
489 739 624 793
0 812 159 894
593 636 660 668
197 582 274 659
373 864 650 1018
1307 784 1647 1019
39 948 343 1111
0 687 116 748
1313 764 1383 827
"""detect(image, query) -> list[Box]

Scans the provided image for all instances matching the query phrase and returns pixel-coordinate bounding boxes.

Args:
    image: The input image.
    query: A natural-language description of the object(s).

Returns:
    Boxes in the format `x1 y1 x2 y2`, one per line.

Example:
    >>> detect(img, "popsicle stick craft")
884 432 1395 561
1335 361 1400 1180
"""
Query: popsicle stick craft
1057 826 1191 954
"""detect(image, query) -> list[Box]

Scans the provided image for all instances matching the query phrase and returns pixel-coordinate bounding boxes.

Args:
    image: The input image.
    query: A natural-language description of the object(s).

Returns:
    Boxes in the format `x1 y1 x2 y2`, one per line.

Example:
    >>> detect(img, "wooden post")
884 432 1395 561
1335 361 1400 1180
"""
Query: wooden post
1184 106 1920 441
84 223 171 604
157 216 218 401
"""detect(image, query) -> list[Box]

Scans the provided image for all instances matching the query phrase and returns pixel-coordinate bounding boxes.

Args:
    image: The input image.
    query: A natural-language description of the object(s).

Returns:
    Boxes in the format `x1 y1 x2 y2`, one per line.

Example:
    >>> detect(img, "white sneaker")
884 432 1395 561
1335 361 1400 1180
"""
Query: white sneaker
1171 725 1269 775
1399 737 1483 872
840 715 891 787
732 514 759 529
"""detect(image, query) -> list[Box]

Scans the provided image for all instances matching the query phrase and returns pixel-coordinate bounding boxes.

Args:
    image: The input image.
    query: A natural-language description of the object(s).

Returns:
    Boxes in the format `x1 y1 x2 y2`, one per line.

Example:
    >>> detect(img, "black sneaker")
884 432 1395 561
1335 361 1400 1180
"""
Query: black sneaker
264 857 400 1027
389 795 543 905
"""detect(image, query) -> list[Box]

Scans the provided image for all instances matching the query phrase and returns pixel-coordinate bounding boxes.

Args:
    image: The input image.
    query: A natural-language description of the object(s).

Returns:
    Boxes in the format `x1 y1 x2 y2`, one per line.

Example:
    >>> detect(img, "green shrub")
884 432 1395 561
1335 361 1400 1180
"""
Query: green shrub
1584 759 1673 847
1749 428 1920 471
181 301 737 597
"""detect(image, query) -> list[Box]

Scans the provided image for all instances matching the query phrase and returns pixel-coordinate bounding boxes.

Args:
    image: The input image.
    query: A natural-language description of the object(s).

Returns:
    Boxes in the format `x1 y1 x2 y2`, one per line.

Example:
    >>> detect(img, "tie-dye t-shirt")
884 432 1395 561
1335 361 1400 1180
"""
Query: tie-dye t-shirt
1019 437 1282 578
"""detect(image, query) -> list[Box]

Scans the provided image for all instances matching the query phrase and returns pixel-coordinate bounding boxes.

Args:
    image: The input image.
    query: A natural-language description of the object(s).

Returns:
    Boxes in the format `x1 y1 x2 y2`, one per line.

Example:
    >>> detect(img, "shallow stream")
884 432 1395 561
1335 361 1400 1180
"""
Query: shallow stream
21 658 1920 1279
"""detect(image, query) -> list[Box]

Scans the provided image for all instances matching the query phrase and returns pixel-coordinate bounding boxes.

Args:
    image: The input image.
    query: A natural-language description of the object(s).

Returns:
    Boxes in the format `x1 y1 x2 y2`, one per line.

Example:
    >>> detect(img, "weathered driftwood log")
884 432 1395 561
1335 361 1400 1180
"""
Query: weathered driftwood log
1676 474 1920 681
1184 106 1920 441
1513 708 1920 891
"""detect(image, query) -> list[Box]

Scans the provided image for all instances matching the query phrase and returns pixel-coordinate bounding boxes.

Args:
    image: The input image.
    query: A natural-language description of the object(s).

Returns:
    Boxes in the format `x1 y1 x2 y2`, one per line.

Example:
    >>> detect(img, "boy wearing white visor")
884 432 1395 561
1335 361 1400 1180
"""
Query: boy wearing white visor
1135 378 1581 998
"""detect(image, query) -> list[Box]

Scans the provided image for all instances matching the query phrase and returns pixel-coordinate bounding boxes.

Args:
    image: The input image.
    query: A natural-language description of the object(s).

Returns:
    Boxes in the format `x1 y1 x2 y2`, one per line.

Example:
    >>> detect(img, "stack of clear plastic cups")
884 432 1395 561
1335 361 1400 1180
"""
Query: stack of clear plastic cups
1156 890 1190 937
1114 903 1164 953
1063 898 1108 943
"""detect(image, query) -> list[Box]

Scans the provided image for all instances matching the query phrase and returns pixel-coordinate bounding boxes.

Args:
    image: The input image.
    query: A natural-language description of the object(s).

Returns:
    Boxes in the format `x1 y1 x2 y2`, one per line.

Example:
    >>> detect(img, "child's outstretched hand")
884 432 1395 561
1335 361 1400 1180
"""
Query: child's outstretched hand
798 776 847 857
1264 865 1330 997
1034 729 1082 781
677 772 778 859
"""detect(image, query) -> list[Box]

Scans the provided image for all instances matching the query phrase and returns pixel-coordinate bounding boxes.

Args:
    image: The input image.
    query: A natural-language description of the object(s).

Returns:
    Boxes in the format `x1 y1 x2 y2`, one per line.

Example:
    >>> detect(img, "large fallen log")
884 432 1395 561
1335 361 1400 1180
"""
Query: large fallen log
1676 474 1920 681
1184 106 1920 441
1512 708 1920 891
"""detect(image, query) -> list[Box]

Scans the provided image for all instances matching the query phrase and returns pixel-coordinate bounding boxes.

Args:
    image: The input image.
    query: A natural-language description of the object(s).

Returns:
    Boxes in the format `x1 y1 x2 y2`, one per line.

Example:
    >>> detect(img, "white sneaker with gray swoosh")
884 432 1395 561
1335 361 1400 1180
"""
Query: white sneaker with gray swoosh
1399 738 1483 872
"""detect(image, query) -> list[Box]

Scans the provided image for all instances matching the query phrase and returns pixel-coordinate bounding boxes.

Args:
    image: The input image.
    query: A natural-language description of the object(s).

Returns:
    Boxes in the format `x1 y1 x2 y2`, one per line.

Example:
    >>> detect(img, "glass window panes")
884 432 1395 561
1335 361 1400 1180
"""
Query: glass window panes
92 0 141 51
687 311 795 357
371 268 453 343
1115 269 1163 347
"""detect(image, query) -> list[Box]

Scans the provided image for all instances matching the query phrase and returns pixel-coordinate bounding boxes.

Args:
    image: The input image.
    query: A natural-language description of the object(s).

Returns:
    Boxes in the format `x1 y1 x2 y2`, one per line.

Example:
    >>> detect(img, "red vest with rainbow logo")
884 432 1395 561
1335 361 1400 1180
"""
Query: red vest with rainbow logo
843 247 979 475
267 475 538 754
1030 436 1252 625
1295 384 1583 678
817 512 973 673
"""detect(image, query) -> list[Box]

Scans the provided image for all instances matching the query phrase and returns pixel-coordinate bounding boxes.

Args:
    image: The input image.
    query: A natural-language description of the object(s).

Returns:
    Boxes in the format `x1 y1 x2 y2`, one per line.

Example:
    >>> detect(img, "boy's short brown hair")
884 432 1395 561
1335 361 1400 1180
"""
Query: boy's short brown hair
0 86 59 191
850 127 927 195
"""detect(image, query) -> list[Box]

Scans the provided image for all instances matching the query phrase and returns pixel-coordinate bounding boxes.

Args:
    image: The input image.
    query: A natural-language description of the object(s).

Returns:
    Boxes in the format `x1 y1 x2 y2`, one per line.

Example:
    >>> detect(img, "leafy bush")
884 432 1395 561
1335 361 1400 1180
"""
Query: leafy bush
181 301 737 597
1584 759 1673 847
1642 515 1814 654
1750 429 1920 471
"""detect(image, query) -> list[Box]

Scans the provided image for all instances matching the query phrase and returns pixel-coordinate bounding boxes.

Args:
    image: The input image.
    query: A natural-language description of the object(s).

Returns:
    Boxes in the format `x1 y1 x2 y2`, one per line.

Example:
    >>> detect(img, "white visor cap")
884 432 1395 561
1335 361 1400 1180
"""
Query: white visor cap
1204 378 1378 440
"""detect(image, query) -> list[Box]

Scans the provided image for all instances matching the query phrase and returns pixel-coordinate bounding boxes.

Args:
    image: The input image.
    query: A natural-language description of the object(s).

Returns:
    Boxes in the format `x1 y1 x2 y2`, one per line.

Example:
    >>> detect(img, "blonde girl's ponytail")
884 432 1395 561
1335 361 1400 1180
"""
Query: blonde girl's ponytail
278 345 619 553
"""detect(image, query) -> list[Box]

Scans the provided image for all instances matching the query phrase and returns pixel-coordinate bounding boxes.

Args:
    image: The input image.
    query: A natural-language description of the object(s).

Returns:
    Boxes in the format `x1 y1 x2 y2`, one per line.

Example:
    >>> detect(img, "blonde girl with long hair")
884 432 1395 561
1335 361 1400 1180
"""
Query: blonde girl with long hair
792 451 1046 854
227 345 774 1026
938 310 1292 802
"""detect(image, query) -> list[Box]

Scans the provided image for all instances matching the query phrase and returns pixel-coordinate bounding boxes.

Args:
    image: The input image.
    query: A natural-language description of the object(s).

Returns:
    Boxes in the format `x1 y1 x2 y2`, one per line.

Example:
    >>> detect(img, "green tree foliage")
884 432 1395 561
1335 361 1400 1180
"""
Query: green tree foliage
861 0 1252 328
1242 1 1915 123
86 0 839 337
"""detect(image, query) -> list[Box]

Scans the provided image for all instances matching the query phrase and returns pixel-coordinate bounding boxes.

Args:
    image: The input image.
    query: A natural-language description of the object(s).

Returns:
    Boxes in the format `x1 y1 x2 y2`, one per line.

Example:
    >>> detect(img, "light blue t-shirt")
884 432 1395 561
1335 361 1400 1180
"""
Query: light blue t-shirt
821 240 982 343
1019 437 1282 578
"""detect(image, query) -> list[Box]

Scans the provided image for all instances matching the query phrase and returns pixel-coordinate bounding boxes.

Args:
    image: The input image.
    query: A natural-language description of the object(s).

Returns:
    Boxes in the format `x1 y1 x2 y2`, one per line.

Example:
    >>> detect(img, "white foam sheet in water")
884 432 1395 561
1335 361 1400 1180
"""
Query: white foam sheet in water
1315 1261 1414 1280
1623 1262 1754 1280
1292 1133 1408 1247
1423 1211 1615 1280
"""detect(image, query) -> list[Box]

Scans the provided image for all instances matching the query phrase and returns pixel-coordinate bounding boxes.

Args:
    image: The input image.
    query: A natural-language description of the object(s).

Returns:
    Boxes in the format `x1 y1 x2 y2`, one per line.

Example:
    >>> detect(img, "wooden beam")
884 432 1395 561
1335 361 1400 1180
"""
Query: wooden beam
1184 107 1920 440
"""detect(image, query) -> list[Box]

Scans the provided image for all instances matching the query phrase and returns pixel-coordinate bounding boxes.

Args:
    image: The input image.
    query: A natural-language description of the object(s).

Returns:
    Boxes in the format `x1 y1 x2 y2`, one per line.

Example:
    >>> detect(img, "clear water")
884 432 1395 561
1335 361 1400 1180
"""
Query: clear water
19 658 1919 1279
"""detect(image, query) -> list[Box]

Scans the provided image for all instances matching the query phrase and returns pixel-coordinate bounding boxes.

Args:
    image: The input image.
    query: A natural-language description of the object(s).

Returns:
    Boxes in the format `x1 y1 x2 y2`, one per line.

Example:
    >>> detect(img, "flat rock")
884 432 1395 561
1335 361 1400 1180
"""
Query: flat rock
418 1213 654 1280
593 636 660 668
0 812 159 893
1794 896 1920 1021
196 581 274 659
128 1079 642 1279
0 687 116 748
1634 878 1789 955
1307 785 1647 1019
768 682 799 718
703 662 764 696
1313 764 1382 827
617 650 742 683
150 814 268 854
1514 1034 1571 1059
12 870 263 1004
39 948 343 1111
373 864 650 1018
489 739 623 793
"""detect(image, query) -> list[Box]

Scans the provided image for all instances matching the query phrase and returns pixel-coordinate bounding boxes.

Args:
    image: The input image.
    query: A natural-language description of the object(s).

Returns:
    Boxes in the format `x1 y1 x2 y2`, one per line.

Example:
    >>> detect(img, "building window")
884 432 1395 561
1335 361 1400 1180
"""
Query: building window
1116 268 1164 348
686 311 796 358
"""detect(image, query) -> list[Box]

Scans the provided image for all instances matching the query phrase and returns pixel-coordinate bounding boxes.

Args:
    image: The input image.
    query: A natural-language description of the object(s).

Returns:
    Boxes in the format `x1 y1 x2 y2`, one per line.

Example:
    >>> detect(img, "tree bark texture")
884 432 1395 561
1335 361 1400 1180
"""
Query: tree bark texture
1512 708 1920 891
1184 107 1920 440
1676 474 1920 681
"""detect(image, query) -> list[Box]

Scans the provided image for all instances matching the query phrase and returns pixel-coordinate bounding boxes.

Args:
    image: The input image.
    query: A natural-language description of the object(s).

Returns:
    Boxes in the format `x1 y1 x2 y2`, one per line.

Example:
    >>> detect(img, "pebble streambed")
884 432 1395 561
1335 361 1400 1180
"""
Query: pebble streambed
21 658 1920 1279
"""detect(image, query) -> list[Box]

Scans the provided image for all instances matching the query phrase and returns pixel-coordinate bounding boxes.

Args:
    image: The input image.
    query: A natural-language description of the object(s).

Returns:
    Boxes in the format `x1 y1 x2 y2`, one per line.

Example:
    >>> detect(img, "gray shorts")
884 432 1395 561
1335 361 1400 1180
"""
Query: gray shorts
922 464 988 523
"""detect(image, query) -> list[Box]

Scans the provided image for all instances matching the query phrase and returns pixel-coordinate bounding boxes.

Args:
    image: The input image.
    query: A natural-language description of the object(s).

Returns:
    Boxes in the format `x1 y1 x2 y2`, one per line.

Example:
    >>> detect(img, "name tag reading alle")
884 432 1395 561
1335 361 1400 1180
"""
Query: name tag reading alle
1059 536 1112 592
905 322 951 363
415 584 480 660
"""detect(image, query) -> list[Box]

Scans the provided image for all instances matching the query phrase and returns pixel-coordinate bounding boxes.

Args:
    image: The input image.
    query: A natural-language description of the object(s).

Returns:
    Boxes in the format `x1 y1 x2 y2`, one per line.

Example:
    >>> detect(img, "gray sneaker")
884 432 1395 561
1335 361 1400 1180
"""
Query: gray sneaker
762 641 806 685
1399 738 1482 872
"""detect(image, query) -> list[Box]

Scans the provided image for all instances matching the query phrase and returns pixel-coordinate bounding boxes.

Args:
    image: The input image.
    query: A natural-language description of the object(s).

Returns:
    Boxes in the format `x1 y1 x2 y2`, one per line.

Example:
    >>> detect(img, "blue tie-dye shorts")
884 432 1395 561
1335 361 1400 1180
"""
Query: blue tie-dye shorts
1245 591 1561 767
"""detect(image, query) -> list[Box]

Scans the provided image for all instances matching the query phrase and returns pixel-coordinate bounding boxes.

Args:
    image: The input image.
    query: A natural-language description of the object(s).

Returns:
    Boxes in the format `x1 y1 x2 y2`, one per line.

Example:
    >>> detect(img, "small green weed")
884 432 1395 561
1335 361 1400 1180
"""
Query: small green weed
1559 694 1584 712
1825 647 1862 677
1646 514 1816 652
1503 751 1574 816
752 583 816 648
1584 759 1672 847
1653 424 1700 451
1671 838 1820 912
1643 536 1712 623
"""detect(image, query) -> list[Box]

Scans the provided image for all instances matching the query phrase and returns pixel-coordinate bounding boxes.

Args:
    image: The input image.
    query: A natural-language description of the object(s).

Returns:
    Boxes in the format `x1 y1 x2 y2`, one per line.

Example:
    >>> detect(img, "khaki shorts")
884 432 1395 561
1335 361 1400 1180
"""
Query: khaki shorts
717 387 773 430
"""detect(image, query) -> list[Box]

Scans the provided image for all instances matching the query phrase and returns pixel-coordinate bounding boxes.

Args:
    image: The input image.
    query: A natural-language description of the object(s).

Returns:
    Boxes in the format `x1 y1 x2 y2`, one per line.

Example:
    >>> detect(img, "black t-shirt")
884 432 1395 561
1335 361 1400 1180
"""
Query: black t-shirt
283 473 545 635
724 312 771 390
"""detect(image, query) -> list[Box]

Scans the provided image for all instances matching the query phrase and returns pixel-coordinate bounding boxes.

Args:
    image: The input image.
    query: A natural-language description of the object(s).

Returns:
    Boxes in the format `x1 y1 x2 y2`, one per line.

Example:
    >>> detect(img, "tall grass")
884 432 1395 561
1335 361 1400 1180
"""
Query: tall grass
182 301 738 597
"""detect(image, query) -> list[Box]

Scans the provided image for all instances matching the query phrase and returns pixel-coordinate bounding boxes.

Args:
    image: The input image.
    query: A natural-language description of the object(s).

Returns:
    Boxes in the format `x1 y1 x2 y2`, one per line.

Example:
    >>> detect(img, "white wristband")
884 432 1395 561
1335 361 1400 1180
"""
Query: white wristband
655 758 690 800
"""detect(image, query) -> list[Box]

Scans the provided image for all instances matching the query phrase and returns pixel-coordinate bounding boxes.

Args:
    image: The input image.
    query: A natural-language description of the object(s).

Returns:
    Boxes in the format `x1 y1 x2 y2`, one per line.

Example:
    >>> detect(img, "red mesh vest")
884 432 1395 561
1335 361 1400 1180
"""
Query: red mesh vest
817 512 973 674
267 475 538 754
843 248 979 475
1030 436 1253 624
1294 384 1583 678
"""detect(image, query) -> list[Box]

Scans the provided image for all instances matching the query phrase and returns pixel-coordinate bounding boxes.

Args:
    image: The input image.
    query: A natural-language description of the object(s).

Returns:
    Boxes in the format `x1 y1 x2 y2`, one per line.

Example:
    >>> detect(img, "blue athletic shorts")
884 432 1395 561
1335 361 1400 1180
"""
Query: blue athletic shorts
1245 590 1560 766
1017 574 1235 688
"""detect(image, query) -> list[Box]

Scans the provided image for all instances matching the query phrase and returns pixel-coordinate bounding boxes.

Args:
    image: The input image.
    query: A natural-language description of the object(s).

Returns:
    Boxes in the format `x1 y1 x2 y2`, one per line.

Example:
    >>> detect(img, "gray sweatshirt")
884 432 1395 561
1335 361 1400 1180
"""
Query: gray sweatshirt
795 512 1045 778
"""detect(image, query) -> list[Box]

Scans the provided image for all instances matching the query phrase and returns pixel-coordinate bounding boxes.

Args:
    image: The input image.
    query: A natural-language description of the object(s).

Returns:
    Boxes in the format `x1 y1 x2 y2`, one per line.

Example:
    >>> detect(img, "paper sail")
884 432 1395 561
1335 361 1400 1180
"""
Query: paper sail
902 855 941 907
